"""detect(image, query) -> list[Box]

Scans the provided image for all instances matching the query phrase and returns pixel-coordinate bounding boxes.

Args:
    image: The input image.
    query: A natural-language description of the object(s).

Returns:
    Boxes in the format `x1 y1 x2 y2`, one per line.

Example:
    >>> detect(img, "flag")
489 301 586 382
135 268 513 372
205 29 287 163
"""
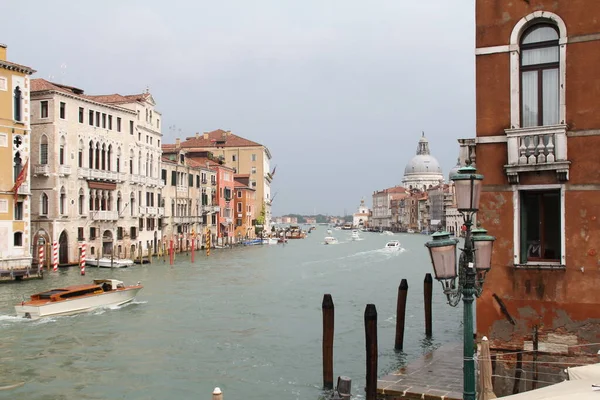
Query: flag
271 165 277 177
11 159 29 202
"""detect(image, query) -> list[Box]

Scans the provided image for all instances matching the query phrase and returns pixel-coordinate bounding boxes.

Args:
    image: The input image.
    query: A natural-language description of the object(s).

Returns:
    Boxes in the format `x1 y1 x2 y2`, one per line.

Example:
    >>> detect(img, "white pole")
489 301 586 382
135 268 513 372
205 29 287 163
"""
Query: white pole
212 387 223 400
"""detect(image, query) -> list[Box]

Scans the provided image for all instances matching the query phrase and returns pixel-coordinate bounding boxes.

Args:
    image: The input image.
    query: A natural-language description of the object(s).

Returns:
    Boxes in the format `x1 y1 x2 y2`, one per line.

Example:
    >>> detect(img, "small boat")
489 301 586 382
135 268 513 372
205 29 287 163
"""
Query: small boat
15 279 143 320
277 237 288 244
350 230 361 240
384 240 401 251
324 236 339 245
382 230 394 236
242 239 262 246
262 238 278 245
327 229 332 235
85 258 134 268
406 229 415 234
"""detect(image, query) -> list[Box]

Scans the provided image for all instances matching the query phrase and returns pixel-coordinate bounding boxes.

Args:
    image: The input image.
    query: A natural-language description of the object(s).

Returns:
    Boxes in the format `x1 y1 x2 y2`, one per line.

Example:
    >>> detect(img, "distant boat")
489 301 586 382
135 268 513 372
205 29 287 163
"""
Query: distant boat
85 258 133 268
324 236 339 245
384 240 401 251
243 239 262 246
406 229 415 234
262 238 277 245
350 230 361 241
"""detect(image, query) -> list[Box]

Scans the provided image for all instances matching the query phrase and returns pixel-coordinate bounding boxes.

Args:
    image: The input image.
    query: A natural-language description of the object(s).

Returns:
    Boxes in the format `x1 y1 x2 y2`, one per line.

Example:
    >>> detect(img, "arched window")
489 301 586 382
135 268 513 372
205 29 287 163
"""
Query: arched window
107 144 113 171
130 192 135 217
59 136 66 165
89 141 94 169
138 151 142 176
117 192 122 214
13 87 22 121
13 151 22 180
116 147 121 173
78 189 84 215
41 192 49 215
14 232 23 247
101 144 106 170
95 143 100 169
78 140 84 168
40 135 49 165
59 187 66 215
130 149 134 174
520 24 559 127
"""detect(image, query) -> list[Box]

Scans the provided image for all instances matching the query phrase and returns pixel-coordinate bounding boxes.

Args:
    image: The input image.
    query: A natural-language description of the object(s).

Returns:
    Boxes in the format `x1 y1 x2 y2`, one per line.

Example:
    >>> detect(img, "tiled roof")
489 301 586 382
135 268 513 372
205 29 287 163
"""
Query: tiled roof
87 92 150 104
32 79 151 106
31 79 84 95
181 129 263 148
0 59 35 75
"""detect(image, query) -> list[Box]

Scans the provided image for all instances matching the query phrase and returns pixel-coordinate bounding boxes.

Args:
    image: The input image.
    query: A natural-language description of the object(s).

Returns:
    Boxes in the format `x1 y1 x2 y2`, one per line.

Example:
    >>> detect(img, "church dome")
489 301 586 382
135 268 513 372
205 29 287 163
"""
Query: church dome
404 154 443 176
402 133 445 189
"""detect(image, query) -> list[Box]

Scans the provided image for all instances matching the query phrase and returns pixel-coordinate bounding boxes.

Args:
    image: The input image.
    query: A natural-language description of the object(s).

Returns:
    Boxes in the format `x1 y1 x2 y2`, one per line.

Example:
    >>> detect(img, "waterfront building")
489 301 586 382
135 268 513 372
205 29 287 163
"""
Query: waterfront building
370 186 406 230
29 79 163 263
233 175 256 241
159 146 217 250
402 133 444 191
0 44 35 275
352 199 370 228
177 130 273 232
474 1 600 395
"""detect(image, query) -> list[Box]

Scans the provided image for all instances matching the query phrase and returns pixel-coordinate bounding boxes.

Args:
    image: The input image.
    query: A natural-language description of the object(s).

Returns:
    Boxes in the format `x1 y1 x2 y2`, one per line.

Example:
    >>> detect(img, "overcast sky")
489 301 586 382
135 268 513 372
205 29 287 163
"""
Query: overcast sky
4 0 475 216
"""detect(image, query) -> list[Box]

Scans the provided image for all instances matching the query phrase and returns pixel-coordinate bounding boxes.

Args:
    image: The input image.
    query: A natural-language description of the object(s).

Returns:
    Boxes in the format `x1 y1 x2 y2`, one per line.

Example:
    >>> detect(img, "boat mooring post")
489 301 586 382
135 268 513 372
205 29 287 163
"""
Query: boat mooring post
169 240 174 265
364 304 378 400
322 294 334 389
424 273 433 336
191 238 195 263
111 249 114 268
395 279 409 350
212 387 223 400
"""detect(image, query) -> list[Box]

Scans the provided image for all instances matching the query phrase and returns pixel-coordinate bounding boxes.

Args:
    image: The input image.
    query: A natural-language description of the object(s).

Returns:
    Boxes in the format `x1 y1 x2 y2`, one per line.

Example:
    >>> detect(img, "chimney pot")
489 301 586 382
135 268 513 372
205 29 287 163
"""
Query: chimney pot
175 138 181 148
195 132 199 138
203 132 209 139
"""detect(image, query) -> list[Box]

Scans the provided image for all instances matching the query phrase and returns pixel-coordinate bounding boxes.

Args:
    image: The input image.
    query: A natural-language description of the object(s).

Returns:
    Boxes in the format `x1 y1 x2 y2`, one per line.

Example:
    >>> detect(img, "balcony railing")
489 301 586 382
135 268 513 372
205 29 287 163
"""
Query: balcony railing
58 165 72 176
89 210 119 221
17 182 30 195
146 206 157 215
78 168 119 182
213 206 220 213
505 125 570 184
176 186 187 193
139 206 146 215
34 164 49 176
131 175 144 185
157 207 165 216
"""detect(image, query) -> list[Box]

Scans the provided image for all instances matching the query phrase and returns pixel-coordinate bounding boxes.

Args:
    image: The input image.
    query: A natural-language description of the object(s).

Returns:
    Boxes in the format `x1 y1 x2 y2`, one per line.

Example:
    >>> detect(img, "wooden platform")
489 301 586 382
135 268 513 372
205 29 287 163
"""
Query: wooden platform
377 343 463 400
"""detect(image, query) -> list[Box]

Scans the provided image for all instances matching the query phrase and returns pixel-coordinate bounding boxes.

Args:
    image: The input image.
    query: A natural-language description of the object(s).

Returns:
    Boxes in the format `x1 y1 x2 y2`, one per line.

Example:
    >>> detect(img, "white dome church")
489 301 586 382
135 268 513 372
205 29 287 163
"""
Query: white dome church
402 133 444 191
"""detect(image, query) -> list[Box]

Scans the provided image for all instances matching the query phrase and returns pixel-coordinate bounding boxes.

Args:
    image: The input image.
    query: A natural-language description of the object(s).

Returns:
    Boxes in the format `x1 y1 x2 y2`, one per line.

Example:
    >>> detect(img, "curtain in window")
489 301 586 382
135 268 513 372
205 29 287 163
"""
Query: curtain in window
521 71 538 128
543 69 559 125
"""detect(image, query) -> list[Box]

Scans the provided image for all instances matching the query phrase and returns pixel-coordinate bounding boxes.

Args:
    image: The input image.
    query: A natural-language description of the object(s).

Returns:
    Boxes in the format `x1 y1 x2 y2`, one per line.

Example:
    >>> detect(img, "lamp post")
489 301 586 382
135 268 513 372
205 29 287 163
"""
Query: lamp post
424 164 495 400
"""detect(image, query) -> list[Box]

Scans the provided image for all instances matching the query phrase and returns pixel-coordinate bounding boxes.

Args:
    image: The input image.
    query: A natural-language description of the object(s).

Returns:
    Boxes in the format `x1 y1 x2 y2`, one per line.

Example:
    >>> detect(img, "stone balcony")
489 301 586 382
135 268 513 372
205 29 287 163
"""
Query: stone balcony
17 182 30 195
505 125 570 184
89 210 118 221
58 165 72 176
157 207 165 217
176 186 187 194
78 168 119 182
131 175 144 185
34 164 50 176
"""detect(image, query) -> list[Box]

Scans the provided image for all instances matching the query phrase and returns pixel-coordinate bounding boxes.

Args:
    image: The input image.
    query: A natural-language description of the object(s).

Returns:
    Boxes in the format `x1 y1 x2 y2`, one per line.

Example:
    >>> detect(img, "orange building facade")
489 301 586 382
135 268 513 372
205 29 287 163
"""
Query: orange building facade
475 0 600 394
233 176 255 241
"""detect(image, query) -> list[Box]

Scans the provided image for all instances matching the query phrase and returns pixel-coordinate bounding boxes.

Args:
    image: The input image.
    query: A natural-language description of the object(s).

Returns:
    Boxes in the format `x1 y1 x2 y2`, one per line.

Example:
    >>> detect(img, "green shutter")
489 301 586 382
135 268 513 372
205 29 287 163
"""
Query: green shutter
171 171 176 186
520 192 528 264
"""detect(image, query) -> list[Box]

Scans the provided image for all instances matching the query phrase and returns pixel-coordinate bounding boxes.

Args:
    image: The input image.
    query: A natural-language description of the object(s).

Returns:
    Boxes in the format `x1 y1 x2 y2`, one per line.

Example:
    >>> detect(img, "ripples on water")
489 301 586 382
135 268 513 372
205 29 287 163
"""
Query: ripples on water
0 230 461 400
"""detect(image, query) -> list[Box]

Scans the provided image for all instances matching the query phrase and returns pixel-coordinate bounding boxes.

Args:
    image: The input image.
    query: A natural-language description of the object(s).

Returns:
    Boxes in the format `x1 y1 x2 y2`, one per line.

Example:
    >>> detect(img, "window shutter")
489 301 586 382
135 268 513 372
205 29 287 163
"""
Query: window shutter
171 171 176 186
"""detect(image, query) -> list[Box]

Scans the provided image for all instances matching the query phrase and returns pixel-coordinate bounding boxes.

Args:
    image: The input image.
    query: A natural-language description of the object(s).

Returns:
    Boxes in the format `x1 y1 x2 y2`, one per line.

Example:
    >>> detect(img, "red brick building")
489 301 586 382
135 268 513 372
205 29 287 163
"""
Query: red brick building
475 0 600 395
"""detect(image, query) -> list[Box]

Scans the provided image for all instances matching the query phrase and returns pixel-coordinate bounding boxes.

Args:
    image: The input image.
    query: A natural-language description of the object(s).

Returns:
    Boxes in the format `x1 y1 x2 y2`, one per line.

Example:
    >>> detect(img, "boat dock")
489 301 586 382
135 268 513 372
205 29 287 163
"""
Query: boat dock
377 343 463 400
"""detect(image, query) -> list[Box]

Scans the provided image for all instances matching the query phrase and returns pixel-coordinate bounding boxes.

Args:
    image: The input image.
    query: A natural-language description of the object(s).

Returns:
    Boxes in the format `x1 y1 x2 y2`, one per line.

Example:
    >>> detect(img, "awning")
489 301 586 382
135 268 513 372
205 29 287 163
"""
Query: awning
499 379 600 399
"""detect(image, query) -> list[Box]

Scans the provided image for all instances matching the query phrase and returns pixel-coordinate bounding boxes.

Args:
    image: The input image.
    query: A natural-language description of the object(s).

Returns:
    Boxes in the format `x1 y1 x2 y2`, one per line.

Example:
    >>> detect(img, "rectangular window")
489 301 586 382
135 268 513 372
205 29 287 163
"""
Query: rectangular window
41 101 49 118
95 111 100 127
232 155 236 162
130 120 134 135
161 169 167 184
520 190 561 263
188 174 193 187
89 110 94 126
237 202 242 213
196 175 200 188
14 202 23 220
90 227 97 240
79 107 84 123
251 154 257 161
237 190 242 198
236 218 242 227
117 117 122 132
157 119 160 129
108 115 113 130
59 102 66 119
40 143 48 164
102 113 106 128
251 166 256 174
117 227 123 240
171 171 177 186
78 227 84 241
0 199 7 213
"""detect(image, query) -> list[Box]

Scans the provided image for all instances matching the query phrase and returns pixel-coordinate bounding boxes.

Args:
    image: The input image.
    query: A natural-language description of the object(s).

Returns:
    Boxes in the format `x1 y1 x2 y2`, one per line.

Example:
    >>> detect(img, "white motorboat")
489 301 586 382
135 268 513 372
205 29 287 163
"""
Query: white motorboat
406 229 416 234
85 257 134 268
351 230 361 240
15 279 143 320
262 238 278 245
384 240 401 251
327 229 333 235
382 230 394 236
324 236 339 245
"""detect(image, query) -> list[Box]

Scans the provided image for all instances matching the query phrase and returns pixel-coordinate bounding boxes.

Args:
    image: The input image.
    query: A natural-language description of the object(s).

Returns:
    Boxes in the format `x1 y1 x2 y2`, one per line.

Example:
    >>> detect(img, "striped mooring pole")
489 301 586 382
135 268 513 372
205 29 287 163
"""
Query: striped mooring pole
206 228 211 256
80 243 86 275
38 244 44 273
52 241 58 272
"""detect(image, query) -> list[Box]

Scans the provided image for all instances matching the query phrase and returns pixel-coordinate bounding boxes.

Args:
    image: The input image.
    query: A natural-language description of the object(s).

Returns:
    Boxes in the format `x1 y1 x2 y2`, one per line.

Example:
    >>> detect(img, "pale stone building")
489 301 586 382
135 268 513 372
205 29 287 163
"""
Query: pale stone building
352 199 370 228
160 147 218 250
0 44 35 277
371 186 406 230
29 80 163 264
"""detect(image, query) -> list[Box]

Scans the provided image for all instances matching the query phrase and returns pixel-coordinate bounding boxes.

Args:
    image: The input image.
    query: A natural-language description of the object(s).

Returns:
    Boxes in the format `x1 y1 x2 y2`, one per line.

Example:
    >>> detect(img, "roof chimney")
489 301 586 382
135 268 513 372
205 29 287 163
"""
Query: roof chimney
226 130 232 136
195 132 199 139
0 44 6 61
175 138 180 148
203 132 209 139
221 130 227 138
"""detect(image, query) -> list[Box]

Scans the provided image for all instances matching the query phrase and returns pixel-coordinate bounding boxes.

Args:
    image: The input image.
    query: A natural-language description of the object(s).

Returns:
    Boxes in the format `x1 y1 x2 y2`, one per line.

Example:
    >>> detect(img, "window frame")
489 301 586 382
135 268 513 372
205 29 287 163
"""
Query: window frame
41 101 49 119
513 184 565 268
519 24 560 128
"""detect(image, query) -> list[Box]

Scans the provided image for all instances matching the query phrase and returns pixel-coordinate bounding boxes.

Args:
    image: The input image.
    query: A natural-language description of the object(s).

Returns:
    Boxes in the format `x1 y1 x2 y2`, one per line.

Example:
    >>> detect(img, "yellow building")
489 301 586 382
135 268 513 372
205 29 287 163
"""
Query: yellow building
0 44 35 277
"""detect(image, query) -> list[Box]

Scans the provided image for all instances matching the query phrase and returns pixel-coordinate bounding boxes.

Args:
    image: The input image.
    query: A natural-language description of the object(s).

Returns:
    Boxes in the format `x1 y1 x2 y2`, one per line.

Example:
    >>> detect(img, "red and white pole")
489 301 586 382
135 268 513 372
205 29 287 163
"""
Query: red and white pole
52 241 58 272
169 239 174 265
80 243 86 275
38 245 44 272
191 238 195 263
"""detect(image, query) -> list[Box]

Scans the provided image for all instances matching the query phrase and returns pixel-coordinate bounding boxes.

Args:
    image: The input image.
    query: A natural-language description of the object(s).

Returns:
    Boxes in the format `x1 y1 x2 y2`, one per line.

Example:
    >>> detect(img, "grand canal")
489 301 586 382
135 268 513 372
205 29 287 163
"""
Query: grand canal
0 230 461 400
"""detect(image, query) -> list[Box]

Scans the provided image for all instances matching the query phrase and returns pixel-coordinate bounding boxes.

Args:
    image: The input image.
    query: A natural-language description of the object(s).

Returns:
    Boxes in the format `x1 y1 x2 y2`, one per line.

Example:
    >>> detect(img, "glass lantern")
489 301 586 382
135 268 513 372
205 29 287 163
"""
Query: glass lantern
451 165 484 212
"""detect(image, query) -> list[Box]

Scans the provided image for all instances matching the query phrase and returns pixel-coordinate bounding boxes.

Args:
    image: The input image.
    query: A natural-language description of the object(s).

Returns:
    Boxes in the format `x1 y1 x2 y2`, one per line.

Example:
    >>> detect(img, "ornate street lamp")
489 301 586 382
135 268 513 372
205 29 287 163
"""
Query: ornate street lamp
424 163 495 400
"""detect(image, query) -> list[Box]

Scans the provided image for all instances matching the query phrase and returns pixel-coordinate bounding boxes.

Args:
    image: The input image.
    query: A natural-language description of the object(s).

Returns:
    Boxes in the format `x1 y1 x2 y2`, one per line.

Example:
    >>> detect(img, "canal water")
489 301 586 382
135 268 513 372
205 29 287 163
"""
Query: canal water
0 229 461 400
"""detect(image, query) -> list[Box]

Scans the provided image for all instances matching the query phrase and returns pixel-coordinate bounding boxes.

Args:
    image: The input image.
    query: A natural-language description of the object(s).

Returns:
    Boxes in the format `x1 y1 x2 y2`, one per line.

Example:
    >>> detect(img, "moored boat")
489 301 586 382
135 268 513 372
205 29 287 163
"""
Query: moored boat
85 257 134 268
262 238 278 245
15 279 143 320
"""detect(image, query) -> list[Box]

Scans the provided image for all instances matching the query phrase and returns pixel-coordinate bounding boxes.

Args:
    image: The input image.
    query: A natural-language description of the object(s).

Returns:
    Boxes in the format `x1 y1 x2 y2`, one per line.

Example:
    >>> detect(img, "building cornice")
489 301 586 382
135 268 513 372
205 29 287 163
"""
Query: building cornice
0 60 35 75
31 89 136 115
